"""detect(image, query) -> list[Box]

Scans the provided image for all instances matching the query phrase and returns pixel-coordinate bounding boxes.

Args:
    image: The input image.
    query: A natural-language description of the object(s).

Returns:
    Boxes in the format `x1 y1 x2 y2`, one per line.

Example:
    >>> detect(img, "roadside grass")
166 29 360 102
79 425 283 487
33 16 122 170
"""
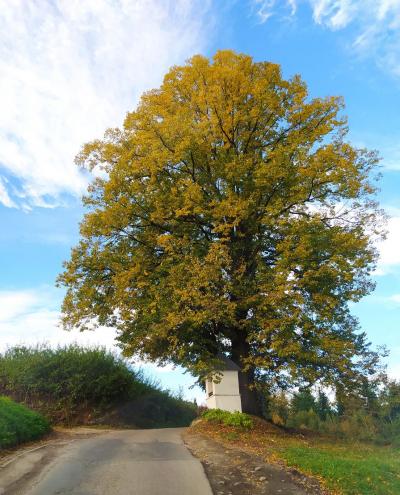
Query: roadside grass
0 396 50 448
280 442 400 495
192 415 400 495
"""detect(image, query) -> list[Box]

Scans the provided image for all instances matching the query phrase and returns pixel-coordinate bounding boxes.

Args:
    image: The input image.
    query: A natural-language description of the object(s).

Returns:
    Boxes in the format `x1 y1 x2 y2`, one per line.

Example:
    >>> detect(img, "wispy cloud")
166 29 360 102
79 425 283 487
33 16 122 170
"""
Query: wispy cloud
253 1 400 77
310 0 358 29
381 144 400 171
253 0 296 22
0 178 16 208
375 216 400 275
0 0 211 209
311 1 400 75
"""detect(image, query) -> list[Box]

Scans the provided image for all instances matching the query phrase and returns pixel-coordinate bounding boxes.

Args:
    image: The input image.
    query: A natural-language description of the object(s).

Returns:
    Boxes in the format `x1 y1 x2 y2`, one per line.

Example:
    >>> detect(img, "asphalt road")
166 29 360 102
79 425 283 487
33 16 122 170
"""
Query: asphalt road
2 428 213 495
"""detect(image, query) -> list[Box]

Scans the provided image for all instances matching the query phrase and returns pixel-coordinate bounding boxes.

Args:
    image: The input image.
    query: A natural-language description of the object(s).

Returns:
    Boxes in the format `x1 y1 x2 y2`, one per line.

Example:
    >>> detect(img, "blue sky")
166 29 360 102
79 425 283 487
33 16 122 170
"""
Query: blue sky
0 0 399 401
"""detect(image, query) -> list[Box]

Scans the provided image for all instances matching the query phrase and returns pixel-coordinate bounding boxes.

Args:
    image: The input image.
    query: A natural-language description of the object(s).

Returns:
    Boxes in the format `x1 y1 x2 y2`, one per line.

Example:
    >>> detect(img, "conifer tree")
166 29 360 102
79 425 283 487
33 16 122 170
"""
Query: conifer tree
316 389 332 420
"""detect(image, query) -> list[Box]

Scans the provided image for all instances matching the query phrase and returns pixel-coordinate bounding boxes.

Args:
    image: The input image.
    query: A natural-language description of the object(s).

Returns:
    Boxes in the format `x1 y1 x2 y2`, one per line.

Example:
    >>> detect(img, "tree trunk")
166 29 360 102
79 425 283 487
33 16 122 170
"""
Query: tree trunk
231 336 262 416
238 368 262 416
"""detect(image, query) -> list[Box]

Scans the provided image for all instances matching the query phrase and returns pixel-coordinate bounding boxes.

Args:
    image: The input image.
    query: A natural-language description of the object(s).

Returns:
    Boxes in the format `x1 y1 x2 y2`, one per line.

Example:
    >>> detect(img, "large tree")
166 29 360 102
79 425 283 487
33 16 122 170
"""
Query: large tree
59 51 384 414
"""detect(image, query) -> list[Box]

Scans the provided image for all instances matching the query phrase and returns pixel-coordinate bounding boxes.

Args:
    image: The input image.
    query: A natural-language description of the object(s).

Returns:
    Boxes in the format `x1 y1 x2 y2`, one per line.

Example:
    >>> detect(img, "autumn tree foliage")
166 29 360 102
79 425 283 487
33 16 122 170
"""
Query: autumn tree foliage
58 51 384 414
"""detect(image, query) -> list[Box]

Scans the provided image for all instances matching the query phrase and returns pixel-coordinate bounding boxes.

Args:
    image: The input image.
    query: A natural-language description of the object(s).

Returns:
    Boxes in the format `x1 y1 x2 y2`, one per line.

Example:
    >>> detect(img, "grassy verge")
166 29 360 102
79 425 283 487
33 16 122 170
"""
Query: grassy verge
280 442 400 495
194 414 400 495
0 396 50 448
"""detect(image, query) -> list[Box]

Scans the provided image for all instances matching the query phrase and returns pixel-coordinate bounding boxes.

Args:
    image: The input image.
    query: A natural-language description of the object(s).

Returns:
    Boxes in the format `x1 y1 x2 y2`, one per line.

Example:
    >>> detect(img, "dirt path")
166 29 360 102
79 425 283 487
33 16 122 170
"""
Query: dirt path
183 429 325 495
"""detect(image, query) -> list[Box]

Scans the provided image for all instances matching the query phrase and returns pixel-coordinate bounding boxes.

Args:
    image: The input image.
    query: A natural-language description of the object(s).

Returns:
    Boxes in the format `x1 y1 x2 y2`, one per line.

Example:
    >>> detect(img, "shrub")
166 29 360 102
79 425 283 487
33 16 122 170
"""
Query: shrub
287 409 321 431
101 389 197 428
0 396 50 448
0 345 197 427
0 345 143 423
267 391 290 426
202 408 253 429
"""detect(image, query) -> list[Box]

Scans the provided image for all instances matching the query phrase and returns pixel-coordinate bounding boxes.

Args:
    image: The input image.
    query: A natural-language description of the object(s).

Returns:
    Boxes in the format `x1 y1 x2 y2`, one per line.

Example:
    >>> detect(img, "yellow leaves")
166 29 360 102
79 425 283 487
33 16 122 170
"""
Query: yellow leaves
59 50 384 385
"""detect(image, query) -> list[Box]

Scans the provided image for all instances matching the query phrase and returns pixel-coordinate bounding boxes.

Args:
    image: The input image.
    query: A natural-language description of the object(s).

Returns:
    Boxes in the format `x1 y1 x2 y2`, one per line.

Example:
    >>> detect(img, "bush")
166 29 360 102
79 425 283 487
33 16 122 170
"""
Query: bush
0 396 50 448
202 408 253 429
264 383 400 446
378 417 400 447
267 391 290 426
0 345 143 423
106 391 197 428
287 409 321 431
0 345 197 427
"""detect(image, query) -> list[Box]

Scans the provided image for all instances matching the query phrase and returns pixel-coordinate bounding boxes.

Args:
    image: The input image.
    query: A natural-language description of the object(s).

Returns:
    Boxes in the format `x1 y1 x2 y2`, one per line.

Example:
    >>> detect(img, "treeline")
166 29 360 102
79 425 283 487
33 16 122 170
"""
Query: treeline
265 379 400 445
0 345 196 428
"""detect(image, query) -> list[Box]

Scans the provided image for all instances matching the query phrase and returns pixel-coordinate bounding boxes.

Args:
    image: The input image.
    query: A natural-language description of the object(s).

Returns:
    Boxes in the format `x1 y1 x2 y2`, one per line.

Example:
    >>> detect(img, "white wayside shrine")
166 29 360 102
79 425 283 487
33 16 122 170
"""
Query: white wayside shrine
205 356 242 412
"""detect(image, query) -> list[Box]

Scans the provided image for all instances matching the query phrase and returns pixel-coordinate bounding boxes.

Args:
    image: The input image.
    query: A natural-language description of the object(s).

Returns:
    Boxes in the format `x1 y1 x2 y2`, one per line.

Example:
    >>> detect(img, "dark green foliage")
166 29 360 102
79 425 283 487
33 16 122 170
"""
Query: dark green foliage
104 391 197 428
0 345 196 427
268 378 400 445
380 380 400 422
0 396 50 448
202 409 253 429
316 390 332 421
291 388 316 414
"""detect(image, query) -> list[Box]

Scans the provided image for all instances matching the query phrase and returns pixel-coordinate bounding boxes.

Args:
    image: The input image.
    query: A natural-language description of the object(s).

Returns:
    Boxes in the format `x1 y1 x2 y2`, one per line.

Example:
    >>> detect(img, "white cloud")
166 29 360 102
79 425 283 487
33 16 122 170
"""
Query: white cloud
0 0 211 209
0 286 181 368
388 363 400 381
375 216 400 275
388 294 400 303
376 143 400 171
0 287 118 350
0 289 39 322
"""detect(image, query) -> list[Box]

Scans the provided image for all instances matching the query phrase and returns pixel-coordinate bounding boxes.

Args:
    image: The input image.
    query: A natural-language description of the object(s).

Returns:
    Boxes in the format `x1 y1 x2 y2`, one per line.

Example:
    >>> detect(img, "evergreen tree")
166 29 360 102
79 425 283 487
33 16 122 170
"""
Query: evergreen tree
291 388 316 414
316 389 332 420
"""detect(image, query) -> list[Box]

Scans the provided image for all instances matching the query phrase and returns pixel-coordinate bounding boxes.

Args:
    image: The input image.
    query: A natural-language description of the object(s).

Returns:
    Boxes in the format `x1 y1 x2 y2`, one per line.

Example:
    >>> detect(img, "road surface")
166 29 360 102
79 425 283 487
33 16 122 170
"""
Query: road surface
1 428 213 495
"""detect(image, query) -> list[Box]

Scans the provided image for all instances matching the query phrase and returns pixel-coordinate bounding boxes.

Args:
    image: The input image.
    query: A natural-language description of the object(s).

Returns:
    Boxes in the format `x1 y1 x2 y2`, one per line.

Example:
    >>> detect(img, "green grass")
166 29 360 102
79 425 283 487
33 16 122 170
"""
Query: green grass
280 443 400 495
0 396 50 448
